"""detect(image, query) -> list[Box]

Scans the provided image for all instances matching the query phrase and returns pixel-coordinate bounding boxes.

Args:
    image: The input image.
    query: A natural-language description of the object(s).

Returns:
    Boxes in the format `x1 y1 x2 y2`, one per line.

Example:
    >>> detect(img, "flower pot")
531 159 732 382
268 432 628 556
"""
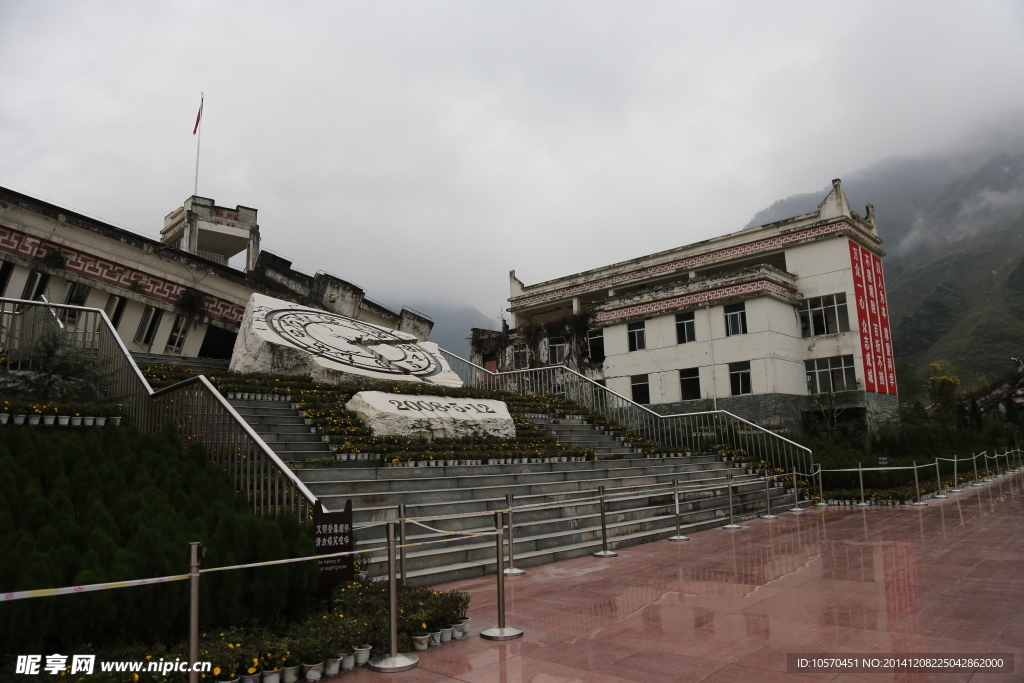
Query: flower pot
70 416 82 426
110 416 121 426
302 662 323 681
28 415 41 425
262 671 282 683
241 393 250 400
57 415 70 426
95 416 107 426
428 631 441 647
0 413 7 425
241 675 259 683
353 646 371 665
13 415 26 425
412 635 429 652
83 416 95 426
216 678 240 683
340 654 355 671
324 658 341 676
281 665 300 683
42 415 55 425
440 627 452 643
450 623 463 639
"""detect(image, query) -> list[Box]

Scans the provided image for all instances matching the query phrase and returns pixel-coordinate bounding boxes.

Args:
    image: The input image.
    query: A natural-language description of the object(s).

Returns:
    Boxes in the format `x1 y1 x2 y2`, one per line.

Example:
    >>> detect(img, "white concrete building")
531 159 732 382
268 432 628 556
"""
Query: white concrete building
479 180 898 434
0 186 432 360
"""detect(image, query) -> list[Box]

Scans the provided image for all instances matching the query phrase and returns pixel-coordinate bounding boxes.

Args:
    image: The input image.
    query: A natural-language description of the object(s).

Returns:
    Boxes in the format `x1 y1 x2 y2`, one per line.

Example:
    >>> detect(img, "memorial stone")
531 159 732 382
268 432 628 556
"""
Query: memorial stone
346 391 515 439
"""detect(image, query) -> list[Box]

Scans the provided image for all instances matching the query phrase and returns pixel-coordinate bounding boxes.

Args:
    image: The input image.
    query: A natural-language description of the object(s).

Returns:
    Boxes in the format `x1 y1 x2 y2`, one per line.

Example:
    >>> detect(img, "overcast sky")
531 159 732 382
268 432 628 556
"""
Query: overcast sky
2 1 1023 325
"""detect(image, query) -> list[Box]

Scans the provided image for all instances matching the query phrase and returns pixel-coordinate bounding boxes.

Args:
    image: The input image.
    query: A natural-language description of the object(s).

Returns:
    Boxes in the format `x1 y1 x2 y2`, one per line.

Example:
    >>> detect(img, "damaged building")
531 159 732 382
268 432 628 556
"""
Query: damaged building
474 179 899 434
0 187 432 359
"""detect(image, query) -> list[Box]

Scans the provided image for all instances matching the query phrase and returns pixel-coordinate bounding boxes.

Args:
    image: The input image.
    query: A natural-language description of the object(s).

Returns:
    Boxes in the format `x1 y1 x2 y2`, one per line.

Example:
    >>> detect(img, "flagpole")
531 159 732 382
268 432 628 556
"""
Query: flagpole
194 92 204 196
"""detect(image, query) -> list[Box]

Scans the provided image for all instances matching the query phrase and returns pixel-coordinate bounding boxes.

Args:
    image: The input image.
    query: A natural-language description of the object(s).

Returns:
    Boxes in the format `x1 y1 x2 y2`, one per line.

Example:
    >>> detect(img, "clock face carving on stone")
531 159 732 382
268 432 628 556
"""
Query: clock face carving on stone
265 309 440 377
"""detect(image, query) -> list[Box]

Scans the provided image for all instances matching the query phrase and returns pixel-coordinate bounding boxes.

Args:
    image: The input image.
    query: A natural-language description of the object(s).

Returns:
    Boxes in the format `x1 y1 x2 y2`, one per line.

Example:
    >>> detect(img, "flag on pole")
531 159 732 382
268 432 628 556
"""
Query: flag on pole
192 94 204 135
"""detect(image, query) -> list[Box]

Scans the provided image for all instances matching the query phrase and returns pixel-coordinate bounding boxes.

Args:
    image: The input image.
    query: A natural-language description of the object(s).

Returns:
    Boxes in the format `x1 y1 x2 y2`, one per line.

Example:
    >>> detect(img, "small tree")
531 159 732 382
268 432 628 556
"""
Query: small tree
810 391 846 440
926 361 961 427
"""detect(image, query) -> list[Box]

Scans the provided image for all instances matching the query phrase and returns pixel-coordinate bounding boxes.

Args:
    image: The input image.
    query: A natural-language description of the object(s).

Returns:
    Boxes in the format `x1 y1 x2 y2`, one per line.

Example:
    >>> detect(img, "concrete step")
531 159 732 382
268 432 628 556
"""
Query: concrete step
133 352 230 374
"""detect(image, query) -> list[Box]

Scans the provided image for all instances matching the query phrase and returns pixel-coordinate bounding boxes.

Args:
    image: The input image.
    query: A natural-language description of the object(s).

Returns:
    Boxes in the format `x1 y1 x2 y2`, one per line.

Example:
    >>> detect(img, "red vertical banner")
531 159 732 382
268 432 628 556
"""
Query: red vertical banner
849 240 876 392
872 254 897 394
862 247 888 393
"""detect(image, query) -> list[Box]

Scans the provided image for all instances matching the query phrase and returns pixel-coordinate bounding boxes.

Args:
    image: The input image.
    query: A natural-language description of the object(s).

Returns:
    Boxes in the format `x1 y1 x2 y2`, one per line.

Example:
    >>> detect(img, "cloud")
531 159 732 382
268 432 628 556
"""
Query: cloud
1 1 1023 322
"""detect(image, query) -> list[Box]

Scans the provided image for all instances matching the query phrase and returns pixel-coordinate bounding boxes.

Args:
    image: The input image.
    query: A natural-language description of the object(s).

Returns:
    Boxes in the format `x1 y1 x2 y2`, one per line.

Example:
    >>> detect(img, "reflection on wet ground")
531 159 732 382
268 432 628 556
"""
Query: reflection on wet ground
340 470 1024 682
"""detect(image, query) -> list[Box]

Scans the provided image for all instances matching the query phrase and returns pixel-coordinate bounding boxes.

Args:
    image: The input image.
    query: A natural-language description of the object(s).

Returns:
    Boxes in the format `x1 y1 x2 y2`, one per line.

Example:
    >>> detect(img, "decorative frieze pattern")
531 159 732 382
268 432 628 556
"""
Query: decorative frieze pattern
514 220 869 308
593 279 796 323
0 224 245 324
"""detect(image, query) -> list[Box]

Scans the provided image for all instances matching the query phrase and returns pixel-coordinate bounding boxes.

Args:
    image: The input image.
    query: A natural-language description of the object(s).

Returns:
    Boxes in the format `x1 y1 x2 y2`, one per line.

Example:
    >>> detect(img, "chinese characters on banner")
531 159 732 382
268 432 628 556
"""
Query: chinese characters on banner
313 499 355 586
848 240 897 395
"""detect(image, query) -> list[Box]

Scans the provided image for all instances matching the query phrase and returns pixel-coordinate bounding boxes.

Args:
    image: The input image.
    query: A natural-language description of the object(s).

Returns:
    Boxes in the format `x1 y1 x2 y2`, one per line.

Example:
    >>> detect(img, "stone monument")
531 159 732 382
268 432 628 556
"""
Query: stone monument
230 293 463 386
346 391 514 439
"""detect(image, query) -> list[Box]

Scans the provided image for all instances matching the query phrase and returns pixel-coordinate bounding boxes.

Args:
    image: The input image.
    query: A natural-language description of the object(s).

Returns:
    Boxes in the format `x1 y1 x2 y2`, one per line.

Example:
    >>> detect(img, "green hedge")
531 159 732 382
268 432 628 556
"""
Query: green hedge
0 425 317 656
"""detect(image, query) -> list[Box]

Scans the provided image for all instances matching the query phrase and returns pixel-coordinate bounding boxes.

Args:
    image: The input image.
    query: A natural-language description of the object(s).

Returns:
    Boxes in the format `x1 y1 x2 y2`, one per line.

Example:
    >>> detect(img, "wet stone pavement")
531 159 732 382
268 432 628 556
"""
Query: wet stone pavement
334 470 1024 682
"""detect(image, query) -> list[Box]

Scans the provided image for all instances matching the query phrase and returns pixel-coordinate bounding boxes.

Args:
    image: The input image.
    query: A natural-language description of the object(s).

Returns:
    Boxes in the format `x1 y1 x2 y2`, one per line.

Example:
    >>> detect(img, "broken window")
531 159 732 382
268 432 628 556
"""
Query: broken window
20 270 49 302
512 344 529 370
165 314 191 355
627 321 646 352
631 374 650 404
676 311 695 344
724 302 747 337
798 293 850 337
0 261 13 297
134 305 162 348
104 294 128 330
679 367 701 400
805 355 857 394
587 328 605 363
729 361 751 396
548 336 566 365
61 282 90 325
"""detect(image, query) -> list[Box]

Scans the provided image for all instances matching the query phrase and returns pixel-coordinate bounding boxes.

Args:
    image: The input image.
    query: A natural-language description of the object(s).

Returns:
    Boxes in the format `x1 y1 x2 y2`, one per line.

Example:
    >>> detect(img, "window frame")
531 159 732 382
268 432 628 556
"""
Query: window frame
104 294 128 330
512 343 529 370
627 321 646 352
729 361 752 396
805 354 857 394
134 305 163 348
20 270 49 302
630 374 651 404
676 311 696 344
679 367 701 400
547 336 566 366
164 314 191 355
587 328 605 363
798 293 851 338
724 302 748 337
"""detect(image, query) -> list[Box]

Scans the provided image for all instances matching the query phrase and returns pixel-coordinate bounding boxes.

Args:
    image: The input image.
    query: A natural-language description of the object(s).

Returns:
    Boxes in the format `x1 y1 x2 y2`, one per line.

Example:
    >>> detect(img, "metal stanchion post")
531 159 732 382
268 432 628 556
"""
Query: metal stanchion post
856 462 870 506
911 461 926 505
789 468 803 513
933 460 948 498
398 504 407 587
593 486 618 557
504 494 525 575
761 474 778 519
669 479 691 540
815 467 828 507
971 452 984 487
723 474 743 529
187 542 204 683
951 455 963 492
984 453 995 482
369 523 418 671
481 511 524 641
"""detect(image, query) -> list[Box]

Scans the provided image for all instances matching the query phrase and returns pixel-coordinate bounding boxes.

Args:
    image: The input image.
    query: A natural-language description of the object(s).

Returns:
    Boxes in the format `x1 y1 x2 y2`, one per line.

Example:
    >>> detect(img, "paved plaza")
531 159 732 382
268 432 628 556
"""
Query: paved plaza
341 471 1024 682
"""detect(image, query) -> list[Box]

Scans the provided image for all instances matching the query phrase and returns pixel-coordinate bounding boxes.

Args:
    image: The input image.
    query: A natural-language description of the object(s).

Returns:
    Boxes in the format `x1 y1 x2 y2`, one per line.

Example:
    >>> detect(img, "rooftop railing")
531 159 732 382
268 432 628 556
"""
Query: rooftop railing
439 349 814 476
0 297 315 520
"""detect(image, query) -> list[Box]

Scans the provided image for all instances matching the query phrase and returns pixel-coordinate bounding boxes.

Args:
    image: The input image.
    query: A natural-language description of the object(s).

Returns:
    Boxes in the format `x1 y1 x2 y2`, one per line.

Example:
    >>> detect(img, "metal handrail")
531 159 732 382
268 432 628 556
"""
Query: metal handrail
439 348 813 475
0 297 314 519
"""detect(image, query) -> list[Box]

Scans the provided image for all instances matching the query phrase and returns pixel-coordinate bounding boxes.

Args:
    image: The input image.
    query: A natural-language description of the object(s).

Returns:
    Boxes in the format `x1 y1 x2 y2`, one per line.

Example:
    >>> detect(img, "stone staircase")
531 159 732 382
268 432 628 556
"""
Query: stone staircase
530 415 646 459
228 398 336 463
131 352 230 375
224 396 795 586
296 456 790 586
